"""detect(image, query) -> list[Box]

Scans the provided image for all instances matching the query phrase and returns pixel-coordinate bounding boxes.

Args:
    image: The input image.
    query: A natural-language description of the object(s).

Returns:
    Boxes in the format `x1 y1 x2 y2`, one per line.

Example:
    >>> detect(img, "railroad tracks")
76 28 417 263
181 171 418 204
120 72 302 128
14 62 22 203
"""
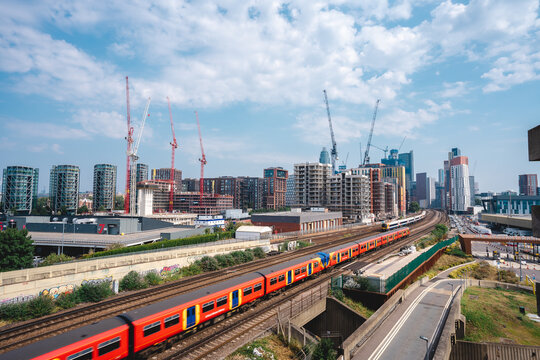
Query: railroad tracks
154 211 445 360
0 211 440 355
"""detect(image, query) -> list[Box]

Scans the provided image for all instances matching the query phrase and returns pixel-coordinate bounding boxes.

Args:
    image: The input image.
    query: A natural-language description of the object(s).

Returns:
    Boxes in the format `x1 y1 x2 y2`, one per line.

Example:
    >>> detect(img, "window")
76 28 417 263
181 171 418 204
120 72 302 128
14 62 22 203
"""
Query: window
254 283 262 292
202 301 215 313
243 287 252 296
301 267 306 273
270 277 277 285
332 255 336 260
143 321 161 337
314 263 319 268
217 296 228 307
278 274 285 282
165 314 180 328
98 337 121 356
294 268 300 275
67 348 93 360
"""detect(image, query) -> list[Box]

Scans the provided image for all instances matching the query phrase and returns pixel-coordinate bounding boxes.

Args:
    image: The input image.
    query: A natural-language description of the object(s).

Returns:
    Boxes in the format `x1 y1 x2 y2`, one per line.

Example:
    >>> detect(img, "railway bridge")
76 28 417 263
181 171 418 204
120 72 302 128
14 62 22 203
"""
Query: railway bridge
458 233 540 255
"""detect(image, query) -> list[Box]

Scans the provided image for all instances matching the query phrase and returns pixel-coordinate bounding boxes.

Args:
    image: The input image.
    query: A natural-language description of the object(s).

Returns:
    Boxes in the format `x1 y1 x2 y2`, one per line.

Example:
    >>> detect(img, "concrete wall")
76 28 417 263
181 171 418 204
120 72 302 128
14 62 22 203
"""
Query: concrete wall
0 239 269 304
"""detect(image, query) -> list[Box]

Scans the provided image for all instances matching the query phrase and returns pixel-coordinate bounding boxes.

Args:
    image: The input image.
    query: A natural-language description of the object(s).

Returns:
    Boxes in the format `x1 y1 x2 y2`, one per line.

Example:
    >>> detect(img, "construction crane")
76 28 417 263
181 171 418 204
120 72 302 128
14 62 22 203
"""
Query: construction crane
397 136 407 152
371 144 389 159
323 90 338 174
362 99 380 166
124 76 133 214
195 111 206 206
127 96 151 215
167 97 177 213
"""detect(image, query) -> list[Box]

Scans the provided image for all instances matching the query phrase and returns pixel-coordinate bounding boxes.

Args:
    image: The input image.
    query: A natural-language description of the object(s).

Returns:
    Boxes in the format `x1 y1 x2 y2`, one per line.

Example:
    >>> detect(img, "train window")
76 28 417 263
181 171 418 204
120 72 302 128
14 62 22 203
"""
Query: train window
314 263 319 268
270 277 277 285
279 274 285 282
143 321 161 337
98 336 121 356
202 301 215 313
301 267 306 273
332 255 336 261
243 287 252 296
67 348 93 360
165 314 180 328
254 283 262 292
294 268 300 275
217 296 228 307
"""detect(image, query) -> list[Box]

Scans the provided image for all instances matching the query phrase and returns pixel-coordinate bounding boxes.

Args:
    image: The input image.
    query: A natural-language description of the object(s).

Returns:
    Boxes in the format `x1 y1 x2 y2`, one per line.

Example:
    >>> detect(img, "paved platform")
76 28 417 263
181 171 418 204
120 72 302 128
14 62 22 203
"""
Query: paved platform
360 246 431 278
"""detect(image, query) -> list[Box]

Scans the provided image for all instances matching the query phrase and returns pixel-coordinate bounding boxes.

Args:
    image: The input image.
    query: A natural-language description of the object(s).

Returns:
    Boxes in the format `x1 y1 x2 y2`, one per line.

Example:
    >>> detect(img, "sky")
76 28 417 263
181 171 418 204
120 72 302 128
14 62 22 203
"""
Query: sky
1 0 539 195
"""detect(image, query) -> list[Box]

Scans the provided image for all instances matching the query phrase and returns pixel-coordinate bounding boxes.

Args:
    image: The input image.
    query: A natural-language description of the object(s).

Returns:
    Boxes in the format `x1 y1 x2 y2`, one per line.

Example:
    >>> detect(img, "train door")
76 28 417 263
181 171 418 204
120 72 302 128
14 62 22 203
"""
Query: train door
308 263 312 275
349 248 352 259
232 290 239 308
337 252 341 263
186 306 196 328
287 270 293 285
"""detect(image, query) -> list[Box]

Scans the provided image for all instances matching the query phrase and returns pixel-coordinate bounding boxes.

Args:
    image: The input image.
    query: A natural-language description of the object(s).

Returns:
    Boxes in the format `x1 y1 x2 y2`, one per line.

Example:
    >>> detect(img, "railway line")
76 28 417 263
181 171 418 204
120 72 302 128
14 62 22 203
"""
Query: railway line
0 211 440 355
154 211 445 360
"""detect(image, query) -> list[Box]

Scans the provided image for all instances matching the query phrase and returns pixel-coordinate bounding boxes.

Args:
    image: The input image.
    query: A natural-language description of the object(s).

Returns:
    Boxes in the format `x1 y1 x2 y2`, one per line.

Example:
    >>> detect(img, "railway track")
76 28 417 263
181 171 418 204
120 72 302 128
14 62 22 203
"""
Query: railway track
154 211 445 360
0 211 440 355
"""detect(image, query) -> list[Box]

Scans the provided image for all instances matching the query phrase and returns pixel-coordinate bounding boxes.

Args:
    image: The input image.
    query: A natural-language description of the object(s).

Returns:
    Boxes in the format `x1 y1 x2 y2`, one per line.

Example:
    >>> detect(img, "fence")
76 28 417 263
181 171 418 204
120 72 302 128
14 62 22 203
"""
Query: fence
271 221 377 240
384 236 458 293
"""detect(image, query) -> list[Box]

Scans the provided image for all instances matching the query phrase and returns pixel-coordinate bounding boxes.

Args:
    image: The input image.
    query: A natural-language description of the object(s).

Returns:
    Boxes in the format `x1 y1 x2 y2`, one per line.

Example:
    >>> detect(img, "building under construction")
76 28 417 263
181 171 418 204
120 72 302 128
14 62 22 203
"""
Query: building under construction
2 166 39 214
294 162 332 207
49 165 80 214
328 170 371 222
152 168 182 192
93 164 117 211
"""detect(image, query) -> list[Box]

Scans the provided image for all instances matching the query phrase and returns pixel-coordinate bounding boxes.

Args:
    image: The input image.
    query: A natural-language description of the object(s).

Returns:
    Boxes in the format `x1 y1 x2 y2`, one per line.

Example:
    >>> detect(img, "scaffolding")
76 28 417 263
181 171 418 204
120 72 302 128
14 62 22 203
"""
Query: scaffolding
49 165 80 213
93 164 117 211
2 166 39 214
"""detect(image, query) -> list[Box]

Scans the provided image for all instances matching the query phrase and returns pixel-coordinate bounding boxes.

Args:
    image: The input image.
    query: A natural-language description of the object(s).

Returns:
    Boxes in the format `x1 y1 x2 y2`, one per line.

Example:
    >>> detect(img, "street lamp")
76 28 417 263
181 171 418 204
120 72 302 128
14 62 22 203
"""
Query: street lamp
419 335 429 360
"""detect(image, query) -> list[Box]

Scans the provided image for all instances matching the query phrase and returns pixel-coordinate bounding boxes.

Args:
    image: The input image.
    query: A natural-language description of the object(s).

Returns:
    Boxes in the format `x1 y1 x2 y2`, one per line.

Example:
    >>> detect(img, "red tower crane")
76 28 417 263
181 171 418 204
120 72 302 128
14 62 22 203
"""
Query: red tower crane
195 111 206 206
167 97 177 213
124 76 133 214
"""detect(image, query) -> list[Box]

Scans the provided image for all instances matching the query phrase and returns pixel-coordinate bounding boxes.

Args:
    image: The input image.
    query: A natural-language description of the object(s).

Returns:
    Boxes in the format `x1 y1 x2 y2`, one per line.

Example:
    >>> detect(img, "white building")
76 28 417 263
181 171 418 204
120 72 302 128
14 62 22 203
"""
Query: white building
235 225 272 240
450 162 471 212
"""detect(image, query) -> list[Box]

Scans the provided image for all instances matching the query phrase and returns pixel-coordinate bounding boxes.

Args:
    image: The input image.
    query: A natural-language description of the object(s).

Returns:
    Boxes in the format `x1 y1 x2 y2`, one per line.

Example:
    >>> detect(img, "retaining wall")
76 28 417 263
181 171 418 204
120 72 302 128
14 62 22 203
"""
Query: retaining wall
0 239 269 303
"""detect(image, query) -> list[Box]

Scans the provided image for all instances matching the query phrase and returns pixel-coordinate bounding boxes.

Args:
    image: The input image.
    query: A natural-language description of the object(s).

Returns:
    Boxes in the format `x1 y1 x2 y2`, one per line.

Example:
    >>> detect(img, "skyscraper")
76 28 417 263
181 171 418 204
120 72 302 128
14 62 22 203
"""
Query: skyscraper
93 164 117 211
49 165 80 213
319 147 331 165
398 150 414 197
2 166 39 214
285 174 296 207
448 151 471 212
136 163 148 183
519 174 538 196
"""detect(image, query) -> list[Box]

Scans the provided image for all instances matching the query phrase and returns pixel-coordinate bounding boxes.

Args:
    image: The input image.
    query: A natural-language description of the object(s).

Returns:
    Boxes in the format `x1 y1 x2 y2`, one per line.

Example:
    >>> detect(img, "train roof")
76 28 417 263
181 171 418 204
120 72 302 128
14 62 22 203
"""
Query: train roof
0 316 127 360
256 254 318 276
323 240 362 254
123 271 264 322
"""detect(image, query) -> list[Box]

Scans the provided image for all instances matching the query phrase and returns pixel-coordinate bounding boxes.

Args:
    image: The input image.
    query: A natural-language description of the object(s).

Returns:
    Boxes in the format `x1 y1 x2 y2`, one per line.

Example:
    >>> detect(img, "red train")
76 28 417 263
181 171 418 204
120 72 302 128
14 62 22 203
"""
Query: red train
0 227 409 360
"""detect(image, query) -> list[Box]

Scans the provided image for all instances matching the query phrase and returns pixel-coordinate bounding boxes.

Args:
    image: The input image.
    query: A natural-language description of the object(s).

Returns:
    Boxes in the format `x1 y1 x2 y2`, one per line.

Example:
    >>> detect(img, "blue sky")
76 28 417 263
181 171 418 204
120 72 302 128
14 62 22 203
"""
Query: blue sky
1 0 539 194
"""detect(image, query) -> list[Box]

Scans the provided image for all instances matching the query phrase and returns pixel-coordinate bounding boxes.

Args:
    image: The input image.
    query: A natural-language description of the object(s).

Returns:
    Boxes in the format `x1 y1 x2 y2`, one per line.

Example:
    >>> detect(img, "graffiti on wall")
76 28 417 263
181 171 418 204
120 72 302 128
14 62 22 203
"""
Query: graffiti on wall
0 294 36 305
160 264 180 276
39 284 75 299
81 276 113 286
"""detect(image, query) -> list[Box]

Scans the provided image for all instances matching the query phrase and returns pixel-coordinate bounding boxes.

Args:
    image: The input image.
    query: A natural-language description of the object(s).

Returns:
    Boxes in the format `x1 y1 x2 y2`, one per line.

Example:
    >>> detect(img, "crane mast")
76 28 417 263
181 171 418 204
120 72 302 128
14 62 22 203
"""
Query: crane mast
323 89 338 174
167 97 177 213
124 76 133 214
195 111 206 206
362 99 380 166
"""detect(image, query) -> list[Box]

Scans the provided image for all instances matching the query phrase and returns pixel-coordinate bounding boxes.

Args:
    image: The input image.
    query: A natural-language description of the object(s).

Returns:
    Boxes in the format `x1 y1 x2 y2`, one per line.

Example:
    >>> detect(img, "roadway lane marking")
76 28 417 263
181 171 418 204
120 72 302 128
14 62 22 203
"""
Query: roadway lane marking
368 280 441 360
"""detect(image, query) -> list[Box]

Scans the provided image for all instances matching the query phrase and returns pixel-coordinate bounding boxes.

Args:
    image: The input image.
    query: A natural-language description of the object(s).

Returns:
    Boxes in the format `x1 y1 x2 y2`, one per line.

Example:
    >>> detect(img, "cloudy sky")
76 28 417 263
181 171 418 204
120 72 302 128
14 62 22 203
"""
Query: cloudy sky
1 0 539 194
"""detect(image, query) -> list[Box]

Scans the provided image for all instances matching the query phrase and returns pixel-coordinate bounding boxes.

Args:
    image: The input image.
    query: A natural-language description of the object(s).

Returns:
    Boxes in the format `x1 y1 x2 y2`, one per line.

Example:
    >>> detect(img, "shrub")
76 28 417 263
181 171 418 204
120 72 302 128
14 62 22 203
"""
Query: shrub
251 247 266 259
242 250 254 262
199 256 220 272
77 282 114 302
144 271 162 286
181 263 202 277
55 292 79 309
231 251 249 264
0 302 29 321
39 253 74 267
446 246 469 258
312 338 337 360
27 295 54 318
120 271 147 291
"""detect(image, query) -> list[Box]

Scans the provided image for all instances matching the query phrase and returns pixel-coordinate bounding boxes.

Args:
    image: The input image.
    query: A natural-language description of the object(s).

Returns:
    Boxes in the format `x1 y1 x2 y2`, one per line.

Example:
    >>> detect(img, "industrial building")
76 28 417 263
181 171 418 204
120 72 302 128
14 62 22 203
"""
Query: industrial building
263 167 288 210
251 209 342 233
2 166 39 214
152 168 182 191
49 165 80 214
93 164 117 211
294 162 332 208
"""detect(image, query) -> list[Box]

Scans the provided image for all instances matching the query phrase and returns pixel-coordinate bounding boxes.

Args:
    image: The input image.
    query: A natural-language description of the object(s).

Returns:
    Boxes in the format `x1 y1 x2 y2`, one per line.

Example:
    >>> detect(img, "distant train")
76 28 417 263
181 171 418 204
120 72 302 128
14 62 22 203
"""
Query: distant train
381 211 426 231
0 227 411 360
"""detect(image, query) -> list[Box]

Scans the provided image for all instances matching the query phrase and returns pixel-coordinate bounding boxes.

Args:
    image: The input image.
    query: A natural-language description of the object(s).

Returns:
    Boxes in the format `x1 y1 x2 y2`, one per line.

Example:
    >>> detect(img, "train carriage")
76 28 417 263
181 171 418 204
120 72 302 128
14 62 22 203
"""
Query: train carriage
321 240 360 267
257 254 324 294
121 272 265 354
0 317 129 360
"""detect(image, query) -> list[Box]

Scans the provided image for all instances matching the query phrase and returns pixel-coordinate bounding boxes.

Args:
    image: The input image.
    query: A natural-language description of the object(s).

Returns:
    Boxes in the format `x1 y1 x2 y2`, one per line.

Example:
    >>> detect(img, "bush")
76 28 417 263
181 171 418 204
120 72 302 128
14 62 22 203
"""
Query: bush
120 271 147 292
39 253 74 267
446 246 469 258
0 302 29 321
198 256 220 272
77 282 114 302
144 271 162 286
181 263 202 277
312 338 337 360
251 247 266 259
231 251 249 264
242 250 254 262
27 295 54 318
55 292 79 309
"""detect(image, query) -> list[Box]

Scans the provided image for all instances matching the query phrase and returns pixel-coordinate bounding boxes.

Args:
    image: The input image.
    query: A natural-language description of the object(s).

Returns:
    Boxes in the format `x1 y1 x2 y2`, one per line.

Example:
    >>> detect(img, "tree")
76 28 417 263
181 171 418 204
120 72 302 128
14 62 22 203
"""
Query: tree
114 195 124 210
408 201 420 213
0 228 34 271
312 338 337 360
97 205 106 212
78 205 89 214
60 205 68 215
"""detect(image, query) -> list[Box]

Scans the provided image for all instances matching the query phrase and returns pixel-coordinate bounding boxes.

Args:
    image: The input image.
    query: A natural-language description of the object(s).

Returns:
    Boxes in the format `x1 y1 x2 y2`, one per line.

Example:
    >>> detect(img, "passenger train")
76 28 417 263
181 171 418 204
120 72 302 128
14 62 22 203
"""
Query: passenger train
0 227 411 360
381 211 426 231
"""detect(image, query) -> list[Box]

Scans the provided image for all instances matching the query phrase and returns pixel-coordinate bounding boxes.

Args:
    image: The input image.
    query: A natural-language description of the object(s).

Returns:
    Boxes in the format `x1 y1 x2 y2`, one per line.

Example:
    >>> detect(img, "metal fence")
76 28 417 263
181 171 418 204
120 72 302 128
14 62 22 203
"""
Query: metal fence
384 236 458 293
271 221 378 240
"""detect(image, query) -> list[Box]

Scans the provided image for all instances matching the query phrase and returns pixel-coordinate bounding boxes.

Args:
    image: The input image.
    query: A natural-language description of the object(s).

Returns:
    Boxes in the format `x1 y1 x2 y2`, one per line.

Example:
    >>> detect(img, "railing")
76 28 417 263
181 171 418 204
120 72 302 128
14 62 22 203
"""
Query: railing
384 236 458 293
271 221 378 240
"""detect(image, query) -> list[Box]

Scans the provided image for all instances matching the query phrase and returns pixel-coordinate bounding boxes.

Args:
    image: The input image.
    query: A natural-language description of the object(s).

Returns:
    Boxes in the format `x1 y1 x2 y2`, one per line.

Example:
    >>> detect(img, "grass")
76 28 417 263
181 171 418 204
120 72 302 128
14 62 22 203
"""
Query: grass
226 334 298 360
449 261 519 284
423 254 473 279
461 286 540 345
330 289 375 318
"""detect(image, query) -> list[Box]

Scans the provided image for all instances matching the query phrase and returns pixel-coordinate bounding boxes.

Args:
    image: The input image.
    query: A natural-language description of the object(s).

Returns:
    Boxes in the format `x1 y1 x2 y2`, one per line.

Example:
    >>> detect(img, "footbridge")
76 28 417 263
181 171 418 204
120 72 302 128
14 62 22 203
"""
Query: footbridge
459 234 540 255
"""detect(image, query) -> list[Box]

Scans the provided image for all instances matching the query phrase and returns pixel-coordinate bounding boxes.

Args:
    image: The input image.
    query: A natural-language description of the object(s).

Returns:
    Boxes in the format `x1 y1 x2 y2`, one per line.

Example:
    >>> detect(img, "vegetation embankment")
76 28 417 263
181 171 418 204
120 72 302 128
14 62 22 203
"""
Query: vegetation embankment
0 247 266 323
414 223 449 250
331 287 375 319
461 287 540 345
449 261 519 284
422 243 473 279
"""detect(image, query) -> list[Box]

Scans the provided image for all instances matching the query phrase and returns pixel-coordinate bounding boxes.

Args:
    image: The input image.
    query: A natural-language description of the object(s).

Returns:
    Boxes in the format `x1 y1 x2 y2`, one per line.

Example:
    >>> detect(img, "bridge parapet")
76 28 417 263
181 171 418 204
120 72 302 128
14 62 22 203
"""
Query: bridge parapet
458 234 540 255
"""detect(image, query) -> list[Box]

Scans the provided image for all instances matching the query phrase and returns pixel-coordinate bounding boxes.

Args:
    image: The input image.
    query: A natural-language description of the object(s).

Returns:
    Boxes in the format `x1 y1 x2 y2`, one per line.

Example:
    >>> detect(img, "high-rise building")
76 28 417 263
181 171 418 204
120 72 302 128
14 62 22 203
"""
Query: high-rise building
438 169 444 186
238 177 264 210
263 167 288 210
182 178 200 192
93 164 117 211
449 155 471 212
49 165 80 213
2 166 39 214
416 172 427 204
519 174 538 196
328 170 370 221
152 168 182 192
469 175 476 206
202 176 241 208
398 150 414 194
319 147 331 165
285 174 296 207
136 163 148 183
294 162 332 207
381 165 406 215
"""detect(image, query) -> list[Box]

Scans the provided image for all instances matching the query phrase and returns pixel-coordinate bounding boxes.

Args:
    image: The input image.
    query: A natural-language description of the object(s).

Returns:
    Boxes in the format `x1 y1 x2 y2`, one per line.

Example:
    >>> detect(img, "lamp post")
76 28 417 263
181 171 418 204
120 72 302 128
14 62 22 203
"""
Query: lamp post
419 335 429 360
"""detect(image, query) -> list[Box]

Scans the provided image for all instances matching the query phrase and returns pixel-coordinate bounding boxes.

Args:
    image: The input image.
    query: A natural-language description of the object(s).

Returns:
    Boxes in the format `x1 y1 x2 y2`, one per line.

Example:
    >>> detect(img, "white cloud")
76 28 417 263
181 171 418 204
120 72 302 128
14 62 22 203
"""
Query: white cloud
28 143 63 154
294 112 368 146
438 81 469 98
5 120 89 139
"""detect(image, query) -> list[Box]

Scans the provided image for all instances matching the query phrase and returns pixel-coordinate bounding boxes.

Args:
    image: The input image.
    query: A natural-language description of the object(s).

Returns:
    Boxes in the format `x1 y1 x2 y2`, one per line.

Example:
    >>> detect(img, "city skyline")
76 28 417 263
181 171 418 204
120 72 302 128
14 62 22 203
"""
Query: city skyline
1 1 539 193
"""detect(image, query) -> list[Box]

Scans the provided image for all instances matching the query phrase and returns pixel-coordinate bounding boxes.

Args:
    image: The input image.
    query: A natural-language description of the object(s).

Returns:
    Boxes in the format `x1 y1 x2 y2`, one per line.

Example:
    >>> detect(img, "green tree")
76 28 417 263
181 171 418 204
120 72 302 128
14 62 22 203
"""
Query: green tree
312 338 337 360
120 271 147 291
78 205 89 214
408 201 420 213
0 228 34 271
114 195 124 210
32 197 51 216
97 205 106 212
60 205 68 215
